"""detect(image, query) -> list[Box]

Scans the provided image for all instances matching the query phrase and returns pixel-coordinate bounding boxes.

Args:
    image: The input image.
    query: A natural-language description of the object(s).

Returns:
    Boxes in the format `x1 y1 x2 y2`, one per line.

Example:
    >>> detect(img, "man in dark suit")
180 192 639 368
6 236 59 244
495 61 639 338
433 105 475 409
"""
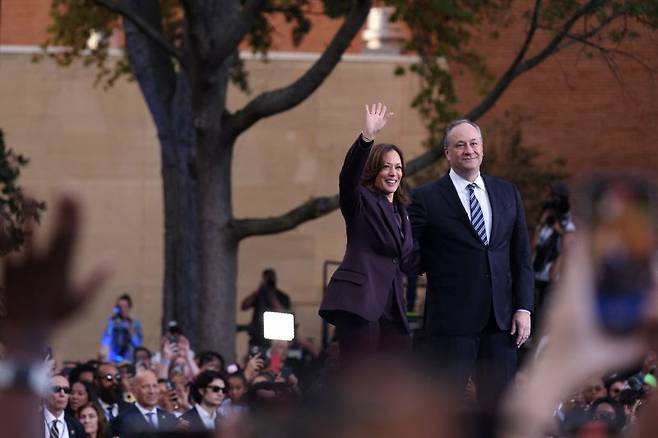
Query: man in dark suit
43 375 86 438
409 119 533 408
95 362 131 422
111 370 178 438
180 370 226 431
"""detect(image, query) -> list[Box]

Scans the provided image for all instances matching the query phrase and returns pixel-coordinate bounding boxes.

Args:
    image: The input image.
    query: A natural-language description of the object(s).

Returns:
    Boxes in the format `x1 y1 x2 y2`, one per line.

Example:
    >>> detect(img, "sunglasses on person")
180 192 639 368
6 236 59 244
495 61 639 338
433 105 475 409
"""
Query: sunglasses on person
206 385 226 393
51 385 71 394
103 373 122 382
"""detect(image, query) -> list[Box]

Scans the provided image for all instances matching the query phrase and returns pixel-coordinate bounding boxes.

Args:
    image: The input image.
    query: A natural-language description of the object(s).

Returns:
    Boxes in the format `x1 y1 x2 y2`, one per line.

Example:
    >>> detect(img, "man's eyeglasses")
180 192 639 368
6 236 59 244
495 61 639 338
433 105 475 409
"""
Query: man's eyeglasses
206 385 226 393
103 373 122 382
51 386 71 394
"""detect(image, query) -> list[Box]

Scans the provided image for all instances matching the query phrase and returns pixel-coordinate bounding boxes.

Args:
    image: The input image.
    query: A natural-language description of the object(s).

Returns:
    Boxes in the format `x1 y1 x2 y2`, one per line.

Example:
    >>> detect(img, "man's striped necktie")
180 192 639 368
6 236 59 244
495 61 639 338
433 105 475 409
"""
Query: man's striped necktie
49 419 60 438
467 183 488 246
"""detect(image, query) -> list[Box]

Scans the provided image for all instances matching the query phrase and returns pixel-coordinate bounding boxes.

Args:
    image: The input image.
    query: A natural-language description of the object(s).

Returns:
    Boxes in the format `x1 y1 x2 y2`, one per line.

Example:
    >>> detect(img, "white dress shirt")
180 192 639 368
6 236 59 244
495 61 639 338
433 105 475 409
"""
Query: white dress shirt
194 404 217 429
448 168 492 242
44 409 69 438
98 399 118 421
135 403 159 428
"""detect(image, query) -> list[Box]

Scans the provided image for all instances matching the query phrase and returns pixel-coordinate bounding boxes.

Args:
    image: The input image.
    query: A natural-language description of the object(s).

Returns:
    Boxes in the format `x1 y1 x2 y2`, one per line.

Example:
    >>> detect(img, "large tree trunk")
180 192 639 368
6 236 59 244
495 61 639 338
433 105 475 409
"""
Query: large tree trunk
161 75 202 345
193 44 238 356
196 137 238 356
121 3 203 347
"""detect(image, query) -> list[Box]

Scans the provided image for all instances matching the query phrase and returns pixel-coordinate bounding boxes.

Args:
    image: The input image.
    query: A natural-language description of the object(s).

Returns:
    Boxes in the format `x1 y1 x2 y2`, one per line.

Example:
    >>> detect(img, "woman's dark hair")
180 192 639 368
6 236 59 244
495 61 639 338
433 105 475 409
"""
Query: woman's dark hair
190 370 225 404
72 380 99 403
228 372 247 385
76 402 109 438
361 143 410 205
117 293 132 307
589 397 627 432
133 346 152 360
68 363 98 385
196 350 226 370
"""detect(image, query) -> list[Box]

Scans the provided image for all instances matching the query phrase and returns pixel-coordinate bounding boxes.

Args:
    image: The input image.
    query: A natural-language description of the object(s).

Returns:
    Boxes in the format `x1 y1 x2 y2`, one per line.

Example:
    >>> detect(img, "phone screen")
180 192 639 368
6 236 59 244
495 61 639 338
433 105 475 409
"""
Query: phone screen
587 176 657 333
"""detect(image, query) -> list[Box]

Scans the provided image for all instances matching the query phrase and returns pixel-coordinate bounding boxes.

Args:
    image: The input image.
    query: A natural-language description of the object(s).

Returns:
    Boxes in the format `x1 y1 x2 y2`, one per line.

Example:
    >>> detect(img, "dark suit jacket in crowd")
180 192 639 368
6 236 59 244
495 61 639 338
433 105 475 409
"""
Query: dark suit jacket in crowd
408 173 534 337
42 412 86 438
319 135 415 329
65 413 87 438
110 404 178 438
180 406 215 431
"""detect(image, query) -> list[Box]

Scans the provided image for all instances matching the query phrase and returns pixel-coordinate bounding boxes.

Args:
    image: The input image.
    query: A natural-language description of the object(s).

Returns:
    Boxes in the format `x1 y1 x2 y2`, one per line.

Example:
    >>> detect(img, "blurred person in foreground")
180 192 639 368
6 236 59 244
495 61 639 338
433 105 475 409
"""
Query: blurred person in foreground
0 194 111 438
319 103 415 361
409 119 533 409
501 228 658 438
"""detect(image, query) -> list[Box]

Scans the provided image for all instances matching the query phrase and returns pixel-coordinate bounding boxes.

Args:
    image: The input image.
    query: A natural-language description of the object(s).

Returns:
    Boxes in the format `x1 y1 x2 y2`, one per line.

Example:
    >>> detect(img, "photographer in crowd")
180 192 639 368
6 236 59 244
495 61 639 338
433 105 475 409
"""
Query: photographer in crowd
241 268 292 348
531 181 575 334
99 294 143 363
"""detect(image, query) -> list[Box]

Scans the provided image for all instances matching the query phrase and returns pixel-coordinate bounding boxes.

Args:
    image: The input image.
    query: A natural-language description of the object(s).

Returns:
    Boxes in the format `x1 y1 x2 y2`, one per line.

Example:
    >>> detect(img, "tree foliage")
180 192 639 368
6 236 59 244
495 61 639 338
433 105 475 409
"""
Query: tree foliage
0 131 46 256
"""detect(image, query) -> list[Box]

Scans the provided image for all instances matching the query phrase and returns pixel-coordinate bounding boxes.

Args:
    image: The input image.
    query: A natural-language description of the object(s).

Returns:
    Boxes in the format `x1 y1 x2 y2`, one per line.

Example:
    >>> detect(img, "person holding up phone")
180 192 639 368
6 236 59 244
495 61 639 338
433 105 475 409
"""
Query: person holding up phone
319 103 416 362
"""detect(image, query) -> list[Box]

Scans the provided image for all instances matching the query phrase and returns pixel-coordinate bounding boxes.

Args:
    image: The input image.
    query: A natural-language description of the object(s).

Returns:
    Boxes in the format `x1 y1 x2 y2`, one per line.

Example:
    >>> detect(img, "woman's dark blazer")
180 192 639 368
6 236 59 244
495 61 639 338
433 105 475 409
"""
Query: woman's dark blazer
319 135 415 330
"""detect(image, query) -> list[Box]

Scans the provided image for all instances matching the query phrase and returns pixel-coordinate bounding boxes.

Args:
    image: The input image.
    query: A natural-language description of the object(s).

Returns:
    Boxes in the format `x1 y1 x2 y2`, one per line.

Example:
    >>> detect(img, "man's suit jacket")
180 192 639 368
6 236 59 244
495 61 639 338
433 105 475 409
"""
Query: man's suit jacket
408 173 533 336
180 406 214 431
319 135 415 328
110 404 178 438
99 398 132 422
42 412 86 438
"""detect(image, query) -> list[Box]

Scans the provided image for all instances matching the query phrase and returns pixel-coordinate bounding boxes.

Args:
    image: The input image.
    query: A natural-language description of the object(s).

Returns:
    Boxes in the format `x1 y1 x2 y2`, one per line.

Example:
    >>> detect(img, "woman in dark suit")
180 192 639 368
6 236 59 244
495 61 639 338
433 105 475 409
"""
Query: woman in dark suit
319 102 416 360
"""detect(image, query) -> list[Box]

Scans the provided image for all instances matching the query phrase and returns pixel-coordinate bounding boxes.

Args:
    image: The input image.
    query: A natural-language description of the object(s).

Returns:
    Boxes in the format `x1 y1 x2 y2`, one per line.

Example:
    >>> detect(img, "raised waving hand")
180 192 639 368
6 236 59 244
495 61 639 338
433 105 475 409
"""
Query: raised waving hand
363 102 394 141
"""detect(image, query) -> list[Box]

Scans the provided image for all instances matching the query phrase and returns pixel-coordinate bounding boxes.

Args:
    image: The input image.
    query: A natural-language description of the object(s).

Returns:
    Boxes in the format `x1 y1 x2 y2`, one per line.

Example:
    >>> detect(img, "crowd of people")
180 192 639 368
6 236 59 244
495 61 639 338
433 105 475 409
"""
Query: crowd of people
39 287 326 438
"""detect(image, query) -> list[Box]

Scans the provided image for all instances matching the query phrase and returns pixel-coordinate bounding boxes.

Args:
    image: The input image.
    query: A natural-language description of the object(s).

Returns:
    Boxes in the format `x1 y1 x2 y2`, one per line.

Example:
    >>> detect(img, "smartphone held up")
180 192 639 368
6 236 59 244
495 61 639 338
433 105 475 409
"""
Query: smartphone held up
575 173 658 335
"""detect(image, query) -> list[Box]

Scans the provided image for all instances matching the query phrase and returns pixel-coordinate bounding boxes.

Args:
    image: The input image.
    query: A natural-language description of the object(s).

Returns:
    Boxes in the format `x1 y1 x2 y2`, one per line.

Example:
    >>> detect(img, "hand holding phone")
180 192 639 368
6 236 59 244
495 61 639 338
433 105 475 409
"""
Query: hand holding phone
577 174 658 334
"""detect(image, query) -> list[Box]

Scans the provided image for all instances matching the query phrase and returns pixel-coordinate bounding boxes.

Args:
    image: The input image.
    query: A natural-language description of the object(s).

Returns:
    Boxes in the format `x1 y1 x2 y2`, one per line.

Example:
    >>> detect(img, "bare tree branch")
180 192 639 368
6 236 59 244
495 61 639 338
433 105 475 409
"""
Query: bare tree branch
563 30 658 76
93 0 185 66
234 195 339 239
547 13 622 54
226 0 372 138
465 0 609 122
